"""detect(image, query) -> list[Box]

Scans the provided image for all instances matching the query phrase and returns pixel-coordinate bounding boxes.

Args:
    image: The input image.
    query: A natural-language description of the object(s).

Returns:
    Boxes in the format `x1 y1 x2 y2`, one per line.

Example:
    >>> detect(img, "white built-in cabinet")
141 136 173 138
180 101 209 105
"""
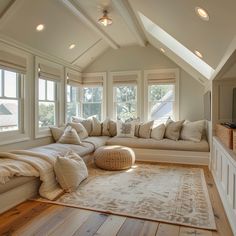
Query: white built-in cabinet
212 137 236 235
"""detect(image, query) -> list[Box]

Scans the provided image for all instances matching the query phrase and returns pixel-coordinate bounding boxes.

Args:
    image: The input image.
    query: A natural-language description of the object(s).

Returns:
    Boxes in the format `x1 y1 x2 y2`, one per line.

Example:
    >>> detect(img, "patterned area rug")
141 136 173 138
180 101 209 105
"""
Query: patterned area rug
38 163 216 230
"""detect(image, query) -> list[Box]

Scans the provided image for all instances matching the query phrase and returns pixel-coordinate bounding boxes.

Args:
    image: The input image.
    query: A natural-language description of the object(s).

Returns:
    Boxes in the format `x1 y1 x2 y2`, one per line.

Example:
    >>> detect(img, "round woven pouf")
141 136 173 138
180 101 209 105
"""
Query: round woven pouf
94 145 135 170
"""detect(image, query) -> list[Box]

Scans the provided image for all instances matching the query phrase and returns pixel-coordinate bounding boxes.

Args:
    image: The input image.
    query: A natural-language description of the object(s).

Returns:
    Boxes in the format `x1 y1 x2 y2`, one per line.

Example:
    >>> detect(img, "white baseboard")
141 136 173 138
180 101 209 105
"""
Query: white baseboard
132 148 210 165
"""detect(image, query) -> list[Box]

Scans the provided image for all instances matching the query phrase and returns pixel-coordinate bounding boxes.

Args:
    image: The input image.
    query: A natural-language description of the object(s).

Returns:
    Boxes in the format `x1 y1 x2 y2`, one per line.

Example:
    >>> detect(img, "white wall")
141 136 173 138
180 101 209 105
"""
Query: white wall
84 45 205 121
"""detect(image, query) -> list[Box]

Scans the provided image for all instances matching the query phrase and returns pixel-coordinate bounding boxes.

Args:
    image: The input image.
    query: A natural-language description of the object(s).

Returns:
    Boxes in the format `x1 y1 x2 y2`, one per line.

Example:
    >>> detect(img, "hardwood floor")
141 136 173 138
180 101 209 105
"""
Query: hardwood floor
0 166 233 236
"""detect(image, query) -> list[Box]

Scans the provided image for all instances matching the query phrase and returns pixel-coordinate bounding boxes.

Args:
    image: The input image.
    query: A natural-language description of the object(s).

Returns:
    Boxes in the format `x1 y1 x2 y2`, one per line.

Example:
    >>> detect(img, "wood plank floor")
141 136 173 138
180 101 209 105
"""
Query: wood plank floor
0 165 233 236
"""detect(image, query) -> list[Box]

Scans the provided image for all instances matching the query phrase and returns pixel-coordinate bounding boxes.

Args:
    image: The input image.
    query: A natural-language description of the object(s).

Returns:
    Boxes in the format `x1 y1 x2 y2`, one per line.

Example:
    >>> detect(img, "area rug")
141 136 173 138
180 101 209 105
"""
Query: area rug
36 163 216 230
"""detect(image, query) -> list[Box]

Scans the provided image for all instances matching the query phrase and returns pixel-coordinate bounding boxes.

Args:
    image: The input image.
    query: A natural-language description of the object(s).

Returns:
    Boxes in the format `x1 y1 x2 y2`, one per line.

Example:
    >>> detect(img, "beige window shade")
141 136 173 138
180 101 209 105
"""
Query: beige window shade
67 71 82 87
0 50 26 74
82 75 104 86
113 74 138 85
147 72 176 84
39 63 61 81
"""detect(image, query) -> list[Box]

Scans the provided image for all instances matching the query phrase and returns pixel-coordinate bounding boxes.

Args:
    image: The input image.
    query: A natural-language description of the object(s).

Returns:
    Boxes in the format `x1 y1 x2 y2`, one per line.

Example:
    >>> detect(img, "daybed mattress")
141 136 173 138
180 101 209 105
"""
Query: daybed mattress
0 176 37 194
106 137 210 152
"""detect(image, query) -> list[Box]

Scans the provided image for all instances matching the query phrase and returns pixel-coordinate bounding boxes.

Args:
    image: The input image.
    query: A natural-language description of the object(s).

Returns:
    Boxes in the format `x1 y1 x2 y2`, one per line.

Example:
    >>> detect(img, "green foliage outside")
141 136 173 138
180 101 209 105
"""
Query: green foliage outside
38 102 55 127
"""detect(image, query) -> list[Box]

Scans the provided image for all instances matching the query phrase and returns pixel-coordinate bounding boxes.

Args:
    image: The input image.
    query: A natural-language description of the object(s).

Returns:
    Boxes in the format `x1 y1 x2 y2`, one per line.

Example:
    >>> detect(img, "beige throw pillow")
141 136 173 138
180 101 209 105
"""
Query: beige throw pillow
67 122 88 139
139 121 154 138
50 126 65 142
54 152 88 192
151 124 166 140
58 126 82 145
165 119 184 141
108 119 117 137
180 120 205 142
90 117 102 136
116 121 135 138
72 116 93 135
102 118 110 136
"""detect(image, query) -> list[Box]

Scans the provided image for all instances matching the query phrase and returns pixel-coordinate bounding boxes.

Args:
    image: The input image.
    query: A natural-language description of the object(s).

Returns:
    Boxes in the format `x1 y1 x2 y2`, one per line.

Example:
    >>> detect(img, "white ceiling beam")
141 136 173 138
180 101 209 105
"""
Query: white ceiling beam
112 0 147 47
60 0 119 50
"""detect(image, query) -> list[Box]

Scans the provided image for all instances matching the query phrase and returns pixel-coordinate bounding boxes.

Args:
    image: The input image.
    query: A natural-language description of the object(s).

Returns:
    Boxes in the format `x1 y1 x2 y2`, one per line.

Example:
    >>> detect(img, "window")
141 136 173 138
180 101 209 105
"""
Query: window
0 69 23 132
38 78 56 128
67 85 80 121
113 85 137 120
82 86 102 120
148 84 175 124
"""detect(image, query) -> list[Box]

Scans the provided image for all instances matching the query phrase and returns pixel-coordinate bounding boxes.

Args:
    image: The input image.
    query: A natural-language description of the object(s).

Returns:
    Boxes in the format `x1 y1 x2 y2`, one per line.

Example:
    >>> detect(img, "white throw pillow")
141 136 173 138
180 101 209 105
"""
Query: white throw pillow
102 118 110 136
54 152 88 192
72 116 93 135
151 124 166 140
67 122 88 139
50 126 65 142
58 126 82 145
108 119 117 137
165 118 185 141
180 120 205 142
139 121 154 139
116 121 135 138
90 117 102 136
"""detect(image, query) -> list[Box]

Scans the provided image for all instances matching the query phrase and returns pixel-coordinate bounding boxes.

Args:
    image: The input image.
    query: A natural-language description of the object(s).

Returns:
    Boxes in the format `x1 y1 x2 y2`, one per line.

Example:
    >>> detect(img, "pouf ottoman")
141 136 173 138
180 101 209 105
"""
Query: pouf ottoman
94 145 135 170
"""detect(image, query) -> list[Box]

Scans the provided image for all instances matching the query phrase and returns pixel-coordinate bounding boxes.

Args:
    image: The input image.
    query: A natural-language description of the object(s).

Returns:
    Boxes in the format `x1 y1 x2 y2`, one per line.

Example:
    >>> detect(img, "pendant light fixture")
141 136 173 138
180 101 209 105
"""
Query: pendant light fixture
98 10 112 27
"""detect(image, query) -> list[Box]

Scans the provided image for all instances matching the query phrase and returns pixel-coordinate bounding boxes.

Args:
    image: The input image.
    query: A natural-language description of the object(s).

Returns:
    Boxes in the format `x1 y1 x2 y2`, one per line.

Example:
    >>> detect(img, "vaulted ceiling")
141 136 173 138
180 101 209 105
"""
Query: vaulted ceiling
0 0 236 83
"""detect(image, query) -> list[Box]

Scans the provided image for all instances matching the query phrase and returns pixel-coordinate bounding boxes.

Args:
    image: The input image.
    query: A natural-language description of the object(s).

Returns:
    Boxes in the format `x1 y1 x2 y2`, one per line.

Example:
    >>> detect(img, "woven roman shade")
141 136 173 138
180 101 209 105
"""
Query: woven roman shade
82 74 104 86
0 50 26 74
67 69 82 87
38 63 61 81
113 74 138 85
146 71 176 84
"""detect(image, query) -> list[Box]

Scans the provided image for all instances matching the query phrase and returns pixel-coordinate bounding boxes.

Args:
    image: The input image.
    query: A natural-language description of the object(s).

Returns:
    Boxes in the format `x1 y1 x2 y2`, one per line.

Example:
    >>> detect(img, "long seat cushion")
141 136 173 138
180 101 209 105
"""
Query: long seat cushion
0 176 37 194
83 136 111 149
30 142 95 158
106 137 209 152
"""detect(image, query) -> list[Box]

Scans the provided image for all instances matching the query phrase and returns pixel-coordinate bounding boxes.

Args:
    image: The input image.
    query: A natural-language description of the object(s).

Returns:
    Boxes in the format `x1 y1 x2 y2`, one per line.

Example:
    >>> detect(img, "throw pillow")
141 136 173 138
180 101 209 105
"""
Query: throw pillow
139 121 154 138
102 118 110 136
71 116 93 135
50 126 65 142
90 117 102 136
58 126 82 145
151 124 166 140
116 121 135 138
108 119 117 137
54 152 88 192
67 122 88 139
180 120 205 142
165 118 184 141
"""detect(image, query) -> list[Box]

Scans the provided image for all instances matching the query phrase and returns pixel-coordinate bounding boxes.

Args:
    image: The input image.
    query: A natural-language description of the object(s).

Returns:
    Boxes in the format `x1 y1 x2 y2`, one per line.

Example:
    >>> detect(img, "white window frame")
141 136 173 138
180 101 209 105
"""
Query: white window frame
35 57 63 138
144 68 179 122
0 44 30 145
110 71 141 120
81 85 104 120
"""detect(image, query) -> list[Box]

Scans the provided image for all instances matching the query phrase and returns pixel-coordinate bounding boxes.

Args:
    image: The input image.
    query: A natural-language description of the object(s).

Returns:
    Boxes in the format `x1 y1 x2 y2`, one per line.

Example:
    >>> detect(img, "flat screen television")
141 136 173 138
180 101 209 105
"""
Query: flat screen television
233 88 236 123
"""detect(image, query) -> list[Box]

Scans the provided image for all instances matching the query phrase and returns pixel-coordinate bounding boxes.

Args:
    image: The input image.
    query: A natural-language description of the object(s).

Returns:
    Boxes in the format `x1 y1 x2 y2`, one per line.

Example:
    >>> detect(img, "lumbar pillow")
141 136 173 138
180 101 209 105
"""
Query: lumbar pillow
67 122 88 139
116 121 135 138
165 118 184 141
151 124 166 140
180 120 205 142
58 126 82 145
54 152 88 192
71 116 93 135
50 126 65 142
108 119 117 136
90 117 102 136
102 118 110 136
138 121 154 138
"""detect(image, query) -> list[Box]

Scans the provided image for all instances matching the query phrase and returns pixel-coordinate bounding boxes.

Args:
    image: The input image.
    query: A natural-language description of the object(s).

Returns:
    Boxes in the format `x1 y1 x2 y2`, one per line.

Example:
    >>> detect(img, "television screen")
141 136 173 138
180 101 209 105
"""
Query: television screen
233 88 236 123
204 91 211 121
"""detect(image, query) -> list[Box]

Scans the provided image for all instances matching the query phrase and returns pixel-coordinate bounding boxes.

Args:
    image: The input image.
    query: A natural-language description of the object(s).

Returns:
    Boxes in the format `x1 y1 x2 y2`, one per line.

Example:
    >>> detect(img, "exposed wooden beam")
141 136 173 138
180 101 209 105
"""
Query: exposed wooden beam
60 0 119 50
111 0 147 47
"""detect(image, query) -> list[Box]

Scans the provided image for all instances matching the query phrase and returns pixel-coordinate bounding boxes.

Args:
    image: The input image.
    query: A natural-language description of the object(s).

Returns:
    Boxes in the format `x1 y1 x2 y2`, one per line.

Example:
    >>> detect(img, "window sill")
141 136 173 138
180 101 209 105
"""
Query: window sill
0 133 30 146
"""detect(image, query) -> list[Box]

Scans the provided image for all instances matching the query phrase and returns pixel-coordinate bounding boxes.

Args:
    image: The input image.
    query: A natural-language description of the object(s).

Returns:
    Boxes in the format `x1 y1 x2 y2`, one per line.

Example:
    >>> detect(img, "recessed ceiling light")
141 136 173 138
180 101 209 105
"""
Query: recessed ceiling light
195 50 203 58
195 7 209 21
160 48 165 53
36 24 45 31
69 44 76 49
